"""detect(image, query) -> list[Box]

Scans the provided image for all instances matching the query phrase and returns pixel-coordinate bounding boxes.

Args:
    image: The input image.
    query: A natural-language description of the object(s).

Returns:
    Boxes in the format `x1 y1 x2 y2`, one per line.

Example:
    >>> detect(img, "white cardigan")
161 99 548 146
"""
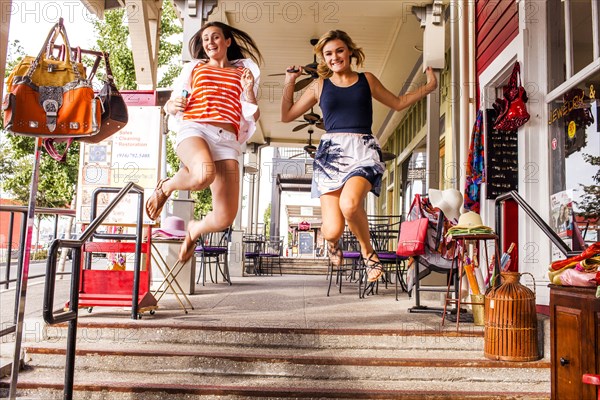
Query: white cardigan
167 58 260 144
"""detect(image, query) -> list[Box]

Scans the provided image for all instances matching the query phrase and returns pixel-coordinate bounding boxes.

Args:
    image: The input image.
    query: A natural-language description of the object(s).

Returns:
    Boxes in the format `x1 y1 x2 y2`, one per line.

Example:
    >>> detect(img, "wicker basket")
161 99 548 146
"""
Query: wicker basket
484 272 540 361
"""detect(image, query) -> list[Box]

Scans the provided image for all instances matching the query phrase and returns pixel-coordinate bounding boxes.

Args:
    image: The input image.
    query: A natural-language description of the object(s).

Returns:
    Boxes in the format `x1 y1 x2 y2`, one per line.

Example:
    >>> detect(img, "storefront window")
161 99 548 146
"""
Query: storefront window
547 0 599 90
570 1 594 76
549 80 600 248
547 1 566 91
403 148 426 216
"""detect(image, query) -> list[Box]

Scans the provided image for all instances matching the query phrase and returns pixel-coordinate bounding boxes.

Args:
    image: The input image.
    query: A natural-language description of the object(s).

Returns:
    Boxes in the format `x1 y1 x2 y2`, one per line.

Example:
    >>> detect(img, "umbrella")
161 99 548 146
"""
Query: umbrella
500 243 515 271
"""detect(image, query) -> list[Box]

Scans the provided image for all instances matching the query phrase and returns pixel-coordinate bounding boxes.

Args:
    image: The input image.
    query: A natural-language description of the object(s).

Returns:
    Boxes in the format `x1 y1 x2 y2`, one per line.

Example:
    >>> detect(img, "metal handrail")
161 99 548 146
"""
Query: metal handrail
43 181 144 400
0 206 75 289
494 190 578 258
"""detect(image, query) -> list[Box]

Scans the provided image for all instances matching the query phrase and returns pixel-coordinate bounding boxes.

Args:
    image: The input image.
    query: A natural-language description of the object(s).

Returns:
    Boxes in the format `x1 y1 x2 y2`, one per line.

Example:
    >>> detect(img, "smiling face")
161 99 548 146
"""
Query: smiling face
201 26 231 60
322 39 352 73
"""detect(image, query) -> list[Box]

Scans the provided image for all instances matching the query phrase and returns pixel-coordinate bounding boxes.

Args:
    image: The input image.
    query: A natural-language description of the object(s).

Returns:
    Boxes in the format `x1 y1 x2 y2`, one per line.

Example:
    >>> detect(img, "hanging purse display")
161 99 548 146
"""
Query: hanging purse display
493 61 530 131
81 51 129 144
2 19 101 139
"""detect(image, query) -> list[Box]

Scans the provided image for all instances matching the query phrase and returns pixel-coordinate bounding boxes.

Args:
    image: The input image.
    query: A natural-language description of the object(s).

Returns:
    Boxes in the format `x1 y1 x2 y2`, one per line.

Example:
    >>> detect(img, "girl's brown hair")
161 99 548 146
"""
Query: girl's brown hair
314 30 365 79
189 21 263 65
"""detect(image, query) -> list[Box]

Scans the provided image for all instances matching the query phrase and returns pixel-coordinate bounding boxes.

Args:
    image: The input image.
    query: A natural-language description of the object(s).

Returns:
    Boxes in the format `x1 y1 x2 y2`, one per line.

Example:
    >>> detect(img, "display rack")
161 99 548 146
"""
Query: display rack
485 109 519 199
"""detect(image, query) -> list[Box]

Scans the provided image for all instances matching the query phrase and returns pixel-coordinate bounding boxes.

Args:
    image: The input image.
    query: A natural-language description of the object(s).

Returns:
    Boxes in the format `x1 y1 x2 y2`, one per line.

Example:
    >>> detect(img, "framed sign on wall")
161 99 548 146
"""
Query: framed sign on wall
76 106 163 225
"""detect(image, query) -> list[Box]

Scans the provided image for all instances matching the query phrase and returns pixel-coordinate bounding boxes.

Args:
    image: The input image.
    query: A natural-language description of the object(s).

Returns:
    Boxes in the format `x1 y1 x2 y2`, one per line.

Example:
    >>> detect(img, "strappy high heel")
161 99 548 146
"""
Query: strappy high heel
145 178 170 221
363 252 384 283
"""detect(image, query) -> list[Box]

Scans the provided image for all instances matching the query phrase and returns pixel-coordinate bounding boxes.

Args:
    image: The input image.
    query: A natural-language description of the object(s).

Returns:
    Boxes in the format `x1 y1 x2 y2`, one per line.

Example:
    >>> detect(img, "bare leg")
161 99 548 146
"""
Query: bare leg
320 190 346 266
145 137 216 220
179 159 240 261
165 137 217 195
338 176 375 258
339 176 382 282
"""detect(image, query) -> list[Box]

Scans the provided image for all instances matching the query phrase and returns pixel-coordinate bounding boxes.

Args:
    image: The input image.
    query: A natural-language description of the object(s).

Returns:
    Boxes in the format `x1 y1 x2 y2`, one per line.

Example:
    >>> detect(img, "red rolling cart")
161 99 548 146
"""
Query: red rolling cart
75 225 157 317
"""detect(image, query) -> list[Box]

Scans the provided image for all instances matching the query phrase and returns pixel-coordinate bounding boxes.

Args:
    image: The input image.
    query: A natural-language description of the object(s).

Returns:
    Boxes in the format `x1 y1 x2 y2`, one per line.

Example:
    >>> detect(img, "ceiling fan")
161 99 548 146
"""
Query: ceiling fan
289 127 318 159
269 38 319 92
293 106 324 132
304 128 317 156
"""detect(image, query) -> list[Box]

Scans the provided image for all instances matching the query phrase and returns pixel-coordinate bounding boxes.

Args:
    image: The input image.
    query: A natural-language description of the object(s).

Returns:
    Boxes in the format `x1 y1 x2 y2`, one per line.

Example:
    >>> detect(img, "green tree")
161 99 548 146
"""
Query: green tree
93 0 183 90
263 203 271 237
576 154 600 218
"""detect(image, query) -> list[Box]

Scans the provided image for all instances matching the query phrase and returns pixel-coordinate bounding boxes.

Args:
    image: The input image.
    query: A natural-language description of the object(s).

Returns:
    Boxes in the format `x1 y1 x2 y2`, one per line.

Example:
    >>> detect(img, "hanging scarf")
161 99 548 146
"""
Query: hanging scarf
464 110 485 212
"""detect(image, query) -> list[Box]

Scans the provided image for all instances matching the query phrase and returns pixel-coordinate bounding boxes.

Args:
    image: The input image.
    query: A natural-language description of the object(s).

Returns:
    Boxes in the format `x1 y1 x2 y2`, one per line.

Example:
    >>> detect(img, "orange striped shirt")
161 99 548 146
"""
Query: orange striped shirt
183 64 244 135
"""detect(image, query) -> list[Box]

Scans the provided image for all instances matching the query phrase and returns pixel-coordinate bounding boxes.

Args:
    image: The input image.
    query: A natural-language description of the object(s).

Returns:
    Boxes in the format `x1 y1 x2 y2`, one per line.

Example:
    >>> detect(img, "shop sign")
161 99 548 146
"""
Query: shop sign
298 221 311 231
407 168 426 180
548 84 595 125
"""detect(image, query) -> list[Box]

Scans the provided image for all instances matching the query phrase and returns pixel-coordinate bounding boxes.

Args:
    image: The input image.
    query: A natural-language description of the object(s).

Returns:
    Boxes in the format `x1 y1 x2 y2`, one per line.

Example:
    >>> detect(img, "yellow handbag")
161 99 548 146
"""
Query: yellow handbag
5 55 86 93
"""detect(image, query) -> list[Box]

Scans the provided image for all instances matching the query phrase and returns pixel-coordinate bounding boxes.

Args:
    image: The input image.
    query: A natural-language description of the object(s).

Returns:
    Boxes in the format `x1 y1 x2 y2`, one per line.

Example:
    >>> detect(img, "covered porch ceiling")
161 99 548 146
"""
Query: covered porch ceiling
78 1 438 149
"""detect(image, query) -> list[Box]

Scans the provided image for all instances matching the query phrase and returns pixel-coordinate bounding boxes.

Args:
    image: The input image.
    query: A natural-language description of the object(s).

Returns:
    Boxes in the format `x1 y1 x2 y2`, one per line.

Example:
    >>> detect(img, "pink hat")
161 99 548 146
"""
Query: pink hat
153 216 187 238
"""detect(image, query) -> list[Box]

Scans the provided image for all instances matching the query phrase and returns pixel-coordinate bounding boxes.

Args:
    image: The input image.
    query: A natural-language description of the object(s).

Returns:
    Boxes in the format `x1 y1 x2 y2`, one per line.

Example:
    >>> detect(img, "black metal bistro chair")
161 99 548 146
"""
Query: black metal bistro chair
242 234 264 275
366 215 408 300
327 228 363 297
258 236 283 276
195 227 232 286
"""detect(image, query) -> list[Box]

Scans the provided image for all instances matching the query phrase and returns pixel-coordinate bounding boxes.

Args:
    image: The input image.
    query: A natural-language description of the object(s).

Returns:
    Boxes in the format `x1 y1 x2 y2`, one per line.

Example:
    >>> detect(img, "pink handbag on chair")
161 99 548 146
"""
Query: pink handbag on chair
397 218 428 257
397 196 428 257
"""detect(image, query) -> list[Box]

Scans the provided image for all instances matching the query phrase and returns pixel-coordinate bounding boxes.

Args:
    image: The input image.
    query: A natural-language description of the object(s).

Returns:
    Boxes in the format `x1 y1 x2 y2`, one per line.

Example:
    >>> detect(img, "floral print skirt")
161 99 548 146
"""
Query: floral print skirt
311 132 385 198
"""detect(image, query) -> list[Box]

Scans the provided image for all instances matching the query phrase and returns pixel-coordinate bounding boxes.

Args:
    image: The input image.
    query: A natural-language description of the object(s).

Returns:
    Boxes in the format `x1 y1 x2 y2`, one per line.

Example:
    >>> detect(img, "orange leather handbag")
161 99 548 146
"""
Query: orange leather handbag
2 20 101 139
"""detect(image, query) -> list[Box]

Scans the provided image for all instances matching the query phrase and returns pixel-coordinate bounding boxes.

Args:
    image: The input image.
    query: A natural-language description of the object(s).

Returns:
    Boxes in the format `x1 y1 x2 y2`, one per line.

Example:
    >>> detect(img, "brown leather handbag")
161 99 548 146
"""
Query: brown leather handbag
2 19 101 139
80 52 129 144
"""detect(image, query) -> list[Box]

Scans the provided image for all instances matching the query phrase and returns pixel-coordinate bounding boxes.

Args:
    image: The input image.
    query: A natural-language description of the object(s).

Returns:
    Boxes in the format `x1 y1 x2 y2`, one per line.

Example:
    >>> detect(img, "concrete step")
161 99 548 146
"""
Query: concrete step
2 352 550 399
23 341 550 371
1 322 551 399
41 321 490 352
4 365 551 400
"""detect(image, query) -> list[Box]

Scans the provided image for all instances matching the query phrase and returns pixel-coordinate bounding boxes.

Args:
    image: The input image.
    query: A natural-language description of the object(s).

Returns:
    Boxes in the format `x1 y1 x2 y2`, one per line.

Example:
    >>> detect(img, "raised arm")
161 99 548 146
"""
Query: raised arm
366 67 437 112
280 66 319 123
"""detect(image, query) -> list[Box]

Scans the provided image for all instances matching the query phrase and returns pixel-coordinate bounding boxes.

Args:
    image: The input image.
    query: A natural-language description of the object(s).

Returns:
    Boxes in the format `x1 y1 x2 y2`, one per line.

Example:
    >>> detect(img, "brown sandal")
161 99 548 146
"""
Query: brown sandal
327 240 344 268
145 178 170 221
364 252 384 282
178 231 197 263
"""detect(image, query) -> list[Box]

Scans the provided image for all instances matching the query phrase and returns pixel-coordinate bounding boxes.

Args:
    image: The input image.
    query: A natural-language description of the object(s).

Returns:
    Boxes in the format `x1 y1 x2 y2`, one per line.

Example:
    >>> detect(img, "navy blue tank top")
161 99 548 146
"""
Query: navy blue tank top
319 73 373 134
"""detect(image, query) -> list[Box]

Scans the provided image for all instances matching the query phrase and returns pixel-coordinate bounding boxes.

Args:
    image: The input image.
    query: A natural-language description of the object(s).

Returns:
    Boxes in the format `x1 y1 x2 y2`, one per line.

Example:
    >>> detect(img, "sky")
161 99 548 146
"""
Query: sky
7 1 98 56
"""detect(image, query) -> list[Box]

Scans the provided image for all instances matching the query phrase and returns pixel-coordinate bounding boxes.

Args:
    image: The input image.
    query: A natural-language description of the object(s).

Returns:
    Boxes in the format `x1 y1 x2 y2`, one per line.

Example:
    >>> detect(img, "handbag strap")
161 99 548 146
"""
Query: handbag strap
43 138 74 162
508 61 521 89
408 194 426 221
88 54 103 82
88 52 115 84
104 52 115 83
27 18 82 82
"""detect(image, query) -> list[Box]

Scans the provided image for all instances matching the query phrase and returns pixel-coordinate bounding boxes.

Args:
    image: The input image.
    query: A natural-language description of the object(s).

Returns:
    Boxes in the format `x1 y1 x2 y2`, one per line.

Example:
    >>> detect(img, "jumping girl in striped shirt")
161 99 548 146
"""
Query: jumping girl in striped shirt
146 21 262 262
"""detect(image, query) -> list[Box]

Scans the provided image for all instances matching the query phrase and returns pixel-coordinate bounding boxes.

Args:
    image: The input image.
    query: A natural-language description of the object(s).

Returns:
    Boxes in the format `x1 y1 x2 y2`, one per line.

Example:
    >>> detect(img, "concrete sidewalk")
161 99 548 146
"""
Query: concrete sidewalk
1 273 459 333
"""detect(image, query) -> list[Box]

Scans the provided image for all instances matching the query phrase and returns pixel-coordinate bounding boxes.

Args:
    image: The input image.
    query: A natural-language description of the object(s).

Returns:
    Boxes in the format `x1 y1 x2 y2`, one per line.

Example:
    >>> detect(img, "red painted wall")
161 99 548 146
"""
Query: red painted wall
475 1 520 269
475 0 519 74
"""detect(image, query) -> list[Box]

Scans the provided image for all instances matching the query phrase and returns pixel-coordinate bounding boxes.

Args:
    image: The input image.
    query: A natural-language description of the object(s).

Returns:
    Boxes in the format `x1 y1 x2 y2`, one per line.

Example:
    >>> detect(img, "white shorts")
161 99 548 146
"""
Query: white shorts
176 121 242 161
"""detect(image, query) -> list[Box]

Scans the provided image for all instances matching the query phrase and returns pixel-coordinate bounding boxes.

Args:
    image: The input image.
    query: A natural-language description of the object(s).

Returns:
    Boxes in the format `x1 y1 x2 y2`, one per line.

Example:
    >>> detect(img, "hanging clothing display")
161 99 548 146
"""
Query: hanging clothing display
464 110 485 213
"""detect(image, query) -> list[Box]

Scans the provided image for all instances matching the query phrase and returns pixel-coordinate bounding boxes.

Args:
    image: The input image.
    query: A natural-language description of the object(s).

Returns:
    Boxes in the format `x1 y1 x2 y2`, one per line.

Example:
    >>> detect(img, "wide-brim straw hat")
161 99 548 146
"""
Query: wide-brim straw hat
153 216 187 238
429 188 463 221
453 211 489 230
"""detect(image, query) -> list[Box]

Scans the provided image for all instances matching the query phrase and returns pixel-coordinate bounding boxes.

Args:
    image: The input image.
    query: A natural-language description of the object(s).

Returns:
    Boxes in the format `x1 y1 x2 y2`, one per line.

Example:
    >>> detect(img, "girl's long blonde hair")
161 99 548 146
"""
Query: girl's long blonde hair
314 30 365 79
